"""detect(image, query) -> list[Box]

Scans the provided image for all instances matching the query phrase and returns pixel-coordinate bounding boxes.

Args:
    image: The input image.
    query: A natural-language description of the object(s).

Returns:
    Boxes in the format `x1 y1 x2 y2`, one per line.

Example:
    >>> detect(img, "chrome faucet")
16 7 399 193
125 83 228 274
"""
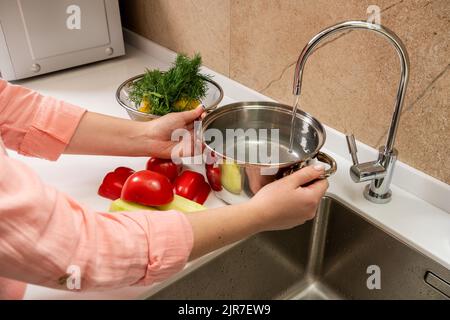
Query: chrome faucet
292 20 410 204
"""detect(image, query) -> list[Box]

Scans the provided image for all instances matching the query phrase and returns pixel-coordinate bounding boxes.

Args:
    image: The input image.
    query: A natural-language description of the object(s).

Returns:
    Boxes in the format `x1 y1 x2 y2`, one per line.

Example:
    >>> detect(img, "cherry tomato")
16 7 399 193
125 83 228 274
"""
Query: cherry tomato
146 157 181 183
205 164 222 191
121 170 174 206
98 167 135 200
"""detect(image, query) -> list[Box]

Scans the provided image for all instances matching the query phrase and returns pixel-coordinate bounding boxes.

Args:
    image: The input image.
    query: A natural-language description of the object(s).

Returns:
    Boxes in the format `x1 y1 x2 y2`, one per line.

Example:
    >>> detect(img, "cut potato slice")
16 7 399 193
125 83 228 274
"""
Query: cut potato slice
110 199 156 212
110 195 206 213
157 194 206 212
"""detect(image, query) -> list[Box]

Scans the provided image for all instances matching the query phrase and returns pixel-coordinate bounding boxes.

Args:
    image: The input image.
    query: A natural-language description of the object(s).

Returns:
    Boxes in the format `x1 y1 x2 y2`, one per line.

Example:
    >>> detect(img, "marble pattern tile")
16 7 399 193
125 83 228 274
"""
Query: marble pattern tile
120 0 231 75
395 65 450 183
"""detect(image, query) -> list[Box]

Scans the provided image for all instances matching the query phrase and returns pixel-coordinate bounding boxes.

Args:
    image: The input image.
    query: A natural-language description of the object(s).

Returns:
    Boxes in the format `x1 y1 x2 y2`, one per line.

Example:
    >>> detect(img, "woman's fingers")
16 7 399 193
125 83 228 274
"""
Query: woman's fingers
282 165 325 188
303 178 329 195
180 105 204 123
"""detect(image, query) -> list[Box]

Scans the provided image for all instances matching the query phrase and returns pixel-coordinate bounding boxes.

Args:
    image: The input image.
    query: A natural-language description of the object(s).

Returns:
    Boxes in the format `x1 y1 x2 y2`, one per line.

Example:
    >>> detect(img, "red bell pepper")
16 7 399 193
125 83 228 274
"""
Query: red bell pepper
98 167 135 200
192 181 211 205
146 157 181 183
121 170 174 206
174 170 211 204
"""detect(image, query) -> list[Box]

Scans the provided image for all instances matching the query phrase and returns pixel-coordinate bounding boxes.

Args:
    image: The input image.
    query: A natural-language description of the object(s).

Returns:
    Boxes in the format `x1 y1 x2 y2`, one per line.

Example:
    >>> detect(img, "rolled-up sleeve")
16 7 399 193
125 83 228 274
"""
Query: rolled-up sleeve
0 79 194 293
0 79 86 160
0 148 194 291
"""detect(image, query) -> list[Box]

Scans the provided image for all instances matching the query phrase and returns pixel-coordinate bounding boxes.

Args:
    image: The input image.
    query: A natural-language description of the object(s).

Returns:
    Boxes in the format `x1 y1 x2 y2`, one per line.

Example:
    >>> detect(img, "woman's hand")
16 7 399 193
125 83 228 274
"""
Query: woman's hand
187 165 329 260
144 106 204 159
247 165 329 231
65 107 204 158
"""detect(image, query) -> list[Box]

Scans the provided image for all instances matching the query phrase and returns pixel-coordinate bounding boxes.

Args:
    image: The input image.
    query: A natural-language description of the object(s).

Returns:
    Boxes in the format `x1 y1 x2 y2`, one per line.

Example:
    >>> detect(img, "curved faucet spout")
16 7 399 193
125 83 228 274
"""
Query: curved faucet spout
292 21 410 204
292 20 410 153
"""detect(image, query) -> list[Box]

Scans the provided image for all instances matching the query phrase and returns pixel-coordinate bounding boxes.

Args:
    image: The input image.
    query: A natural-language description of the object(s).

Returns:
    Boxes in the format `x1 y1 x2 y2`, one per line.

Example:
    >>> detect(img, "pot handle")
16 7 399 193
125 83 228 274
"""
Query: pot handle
316 151 337 178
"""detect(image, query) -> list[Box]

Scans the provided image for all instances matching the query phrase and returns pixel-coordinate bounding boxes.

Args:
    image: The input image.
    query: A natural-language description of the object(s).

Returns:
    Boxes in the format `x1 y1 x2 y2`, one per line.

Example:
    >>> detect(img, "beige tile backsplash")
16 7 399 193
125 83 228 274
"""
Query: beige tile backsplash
120 0 450 184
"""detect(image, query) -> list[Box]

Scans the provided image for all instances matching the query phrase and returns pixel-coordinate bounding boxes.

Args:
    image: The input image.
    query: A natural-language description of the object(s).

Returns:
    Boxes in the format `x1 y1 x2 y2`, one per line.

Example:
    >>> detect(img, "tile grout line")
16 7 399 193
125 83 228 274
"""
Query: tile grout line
260 61 296 94
374 63 450 146
402 64 450 113
258 0 406 95
382 0 405 13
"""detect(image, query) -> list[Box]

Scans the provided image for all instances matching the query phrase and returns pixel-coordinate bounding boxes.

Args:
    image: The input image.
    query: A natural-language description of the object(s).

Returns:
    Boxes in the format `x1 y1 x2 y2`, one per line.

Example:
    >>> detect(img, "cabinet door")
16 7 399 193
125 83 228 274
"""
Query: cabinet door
0 0 124 80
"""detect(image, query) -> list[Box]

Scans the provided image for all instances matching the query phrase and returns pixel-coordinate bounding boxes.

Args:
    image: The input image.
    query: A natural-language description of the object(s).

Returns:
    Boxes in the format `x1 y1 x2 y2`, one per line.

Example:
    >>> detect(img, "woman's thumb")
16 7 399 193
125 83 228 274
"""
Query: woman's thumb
182 105 204 122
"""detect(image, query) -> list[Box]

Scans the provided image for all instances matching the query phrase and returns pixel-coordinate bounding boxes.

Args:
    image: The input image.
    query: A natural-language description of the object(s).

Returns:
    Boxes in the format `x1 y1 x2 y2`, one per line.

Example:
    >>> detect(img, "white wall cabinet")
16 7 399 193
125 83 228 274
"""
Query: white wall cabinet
0 0 125 80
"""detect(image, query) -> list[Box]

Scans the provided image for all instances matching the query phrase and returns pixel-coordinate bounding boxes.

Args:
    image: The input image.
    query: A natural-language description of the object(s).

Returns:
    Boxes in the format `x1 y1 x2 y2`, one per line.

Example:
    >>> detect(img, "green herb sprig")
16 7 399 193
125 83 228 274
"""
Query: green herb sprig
129 53 211 116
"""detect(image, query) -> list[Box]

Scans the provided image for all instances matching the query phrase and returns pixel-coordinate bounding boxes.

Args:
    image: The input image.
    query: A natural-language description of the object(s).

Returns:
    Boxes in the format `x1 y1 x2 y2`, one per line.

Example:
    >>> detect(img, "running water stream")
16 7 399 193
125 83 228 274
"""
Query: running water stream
288 95 300 153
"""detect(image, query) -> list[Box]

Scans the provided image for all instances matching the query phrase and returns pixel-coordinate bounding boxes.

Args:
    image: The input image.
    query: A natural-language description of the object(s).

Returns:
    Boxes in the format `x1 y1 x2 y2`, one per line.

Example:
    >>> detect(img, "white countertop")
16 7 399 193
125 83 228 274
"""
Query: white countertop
10 33 449 300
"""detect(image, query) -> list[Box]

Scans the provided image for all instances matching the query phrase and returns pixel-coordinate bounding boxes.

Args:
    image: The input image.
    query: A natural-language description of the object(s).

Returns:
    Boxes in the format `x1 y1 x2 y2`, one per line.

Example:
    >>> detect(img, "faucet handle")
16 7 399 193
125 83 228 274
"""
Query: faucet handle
346 134 359 165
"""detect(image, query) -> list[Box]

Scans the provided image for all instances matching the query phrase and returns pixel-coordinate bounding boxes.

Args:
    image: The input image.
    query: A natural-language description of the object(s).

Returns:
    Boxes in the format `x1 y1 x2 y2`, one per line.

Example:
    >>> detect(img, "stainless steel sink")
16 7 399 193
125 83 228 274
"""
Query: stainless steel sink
147 196 450 300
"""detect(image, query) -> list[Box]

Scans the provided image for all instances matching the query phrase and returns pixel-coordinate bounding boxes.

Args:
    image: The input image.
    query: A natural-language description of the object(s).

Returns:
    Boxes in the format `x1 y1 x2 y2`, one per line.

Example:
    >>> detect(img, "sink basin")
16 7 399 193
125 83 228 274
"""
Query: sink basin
147 196 450 300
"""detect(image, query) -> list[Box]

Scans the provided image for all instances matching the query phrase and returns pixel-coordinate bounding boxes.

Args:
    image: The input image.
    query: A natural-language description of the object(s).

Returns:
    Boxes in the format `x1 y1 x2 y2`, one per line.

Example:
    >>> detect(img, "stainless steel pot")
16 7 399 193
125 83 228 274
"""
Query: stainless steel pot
201 101 337 204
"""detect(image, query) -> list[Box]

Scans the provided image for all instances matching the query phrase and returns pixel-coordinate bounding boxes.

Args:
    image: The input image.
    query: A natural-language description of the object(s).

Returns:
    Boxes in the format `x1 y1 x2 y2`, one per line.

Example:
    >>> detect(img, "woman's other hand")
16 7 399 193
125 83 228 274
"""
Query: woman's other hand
187 165 329 260
144 106 204 159
66 106 204 158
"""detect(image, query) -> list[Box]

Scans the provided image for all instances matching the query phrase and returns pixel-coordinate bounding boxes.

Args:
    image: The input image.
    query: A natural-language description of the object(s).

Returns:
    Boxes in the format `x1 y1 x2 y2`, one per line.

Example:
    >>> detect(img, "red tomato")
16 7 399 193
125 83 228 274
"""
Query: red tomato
98 167 135 200
174 170 207 202
121 170 174 206
205 164 222 191
146 157 181 183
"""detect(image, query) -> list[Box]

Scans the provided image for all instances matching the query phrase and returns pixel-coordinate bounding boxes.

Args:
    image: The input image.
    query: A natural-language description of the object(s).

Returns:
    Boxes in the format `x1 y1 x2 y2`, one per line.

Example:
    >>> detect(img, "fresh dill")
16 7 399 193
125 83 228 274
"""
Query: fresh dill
129 53 211 116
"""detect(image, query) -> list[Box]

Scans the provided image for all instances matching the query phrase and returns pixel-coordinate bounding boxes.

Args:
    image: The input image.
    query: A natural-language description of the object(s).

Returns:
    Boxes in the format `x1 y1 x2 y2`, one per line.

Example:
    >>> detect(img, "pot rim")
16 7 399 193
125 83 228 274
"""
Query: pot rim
201 101 327 168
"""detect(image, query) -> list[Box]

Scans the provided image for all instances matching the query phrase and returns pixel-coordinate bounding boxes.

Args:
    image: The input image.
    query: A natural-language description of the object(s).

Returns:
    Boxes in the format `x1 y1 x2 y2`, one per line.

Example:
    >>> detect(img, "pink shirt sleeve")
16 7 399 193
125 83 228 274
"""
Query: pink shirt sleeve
0 79 194 294
0 79 86 160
